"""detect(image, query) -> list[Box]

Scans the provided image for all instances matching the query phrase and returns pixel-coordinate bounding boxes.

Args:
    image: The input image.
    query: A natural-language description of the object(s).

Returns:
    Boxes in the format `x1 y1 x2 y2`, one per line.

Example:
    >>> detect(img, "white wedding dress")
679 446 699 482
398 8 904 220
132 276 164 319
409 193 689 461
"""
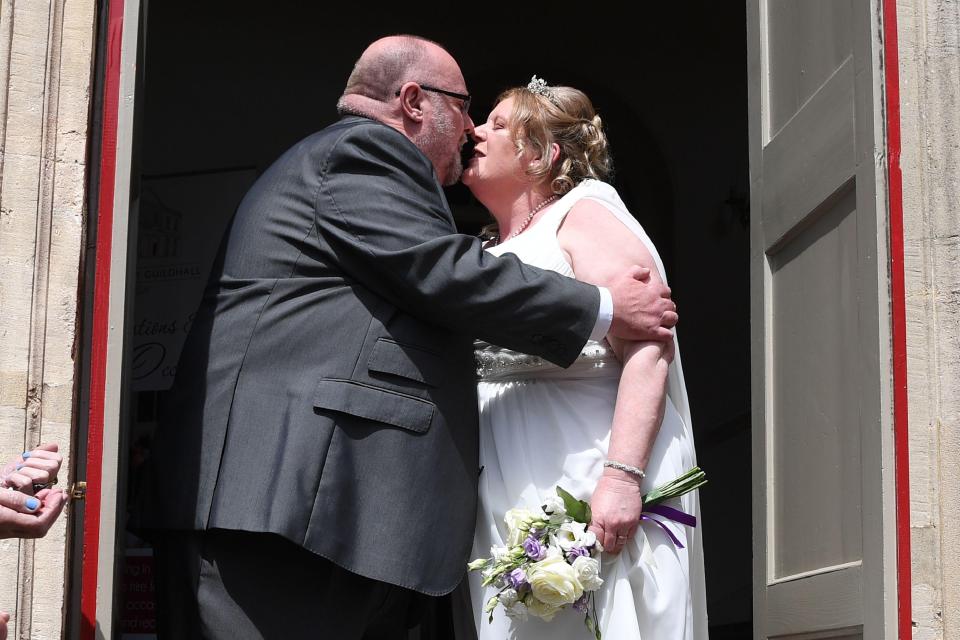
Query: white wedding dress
469 180 708 639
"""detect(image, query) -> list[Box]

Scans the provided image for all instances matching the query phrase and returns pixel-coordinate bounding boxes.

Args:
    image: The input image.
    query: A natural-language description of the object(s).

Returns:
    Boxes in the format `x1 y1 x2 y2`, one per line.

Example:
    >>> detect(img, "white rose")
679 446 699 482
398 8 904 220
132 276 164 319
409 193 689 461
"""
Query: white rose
525 596 561 621
555 520 588 550
571 555 604 591
527 555 584 607
541 495 567 523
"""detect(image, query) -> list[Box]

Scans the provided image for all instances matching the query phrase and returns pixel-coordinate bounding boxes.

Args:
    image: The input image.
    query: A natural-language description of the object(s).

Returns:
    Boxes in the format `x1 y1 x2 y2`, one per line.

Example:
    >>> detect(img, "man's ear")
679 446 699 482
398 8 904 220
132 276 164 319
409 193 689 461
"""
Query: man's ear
397 83 425 123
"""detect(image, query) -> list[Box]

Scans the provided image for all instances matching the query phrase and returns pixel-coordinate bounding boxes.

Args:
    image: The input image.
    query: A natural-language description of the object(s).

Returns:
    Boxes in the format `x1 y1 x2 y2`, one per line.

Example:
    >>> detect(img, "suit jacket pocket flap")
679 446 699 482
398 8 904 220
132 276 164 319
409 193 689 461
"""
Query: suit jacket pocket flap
313 379 435 433
367 338 443 387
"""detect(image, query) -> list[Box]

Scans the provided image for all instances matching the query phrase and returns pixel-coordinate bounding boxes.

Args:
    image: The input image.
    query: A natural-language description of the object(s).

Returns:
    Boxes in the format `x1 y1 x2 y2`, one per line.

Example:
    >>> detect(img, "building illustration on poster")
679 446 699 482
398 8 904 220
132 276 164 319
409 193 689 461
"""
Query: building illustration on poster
131 170 257 391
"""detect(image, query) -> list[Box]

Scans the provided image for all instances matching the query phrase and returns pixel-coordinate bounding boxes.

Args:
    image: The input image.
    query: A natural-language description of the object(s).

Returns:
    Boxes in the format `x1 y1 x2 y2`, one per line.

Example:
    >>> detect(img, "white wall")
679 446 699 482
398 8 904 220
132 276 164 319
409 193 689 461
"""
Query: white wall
898 1 960 638
0 0 97 638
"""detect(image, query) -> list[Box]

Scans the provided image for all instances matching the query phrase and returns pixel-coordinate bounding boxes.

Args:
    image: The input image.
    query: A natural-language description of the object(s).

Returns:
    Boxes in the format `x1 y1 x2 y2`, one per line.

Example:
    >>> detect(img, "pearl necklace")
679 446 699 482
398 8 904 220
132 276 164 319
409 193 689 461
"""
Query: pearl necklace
494 195 559 245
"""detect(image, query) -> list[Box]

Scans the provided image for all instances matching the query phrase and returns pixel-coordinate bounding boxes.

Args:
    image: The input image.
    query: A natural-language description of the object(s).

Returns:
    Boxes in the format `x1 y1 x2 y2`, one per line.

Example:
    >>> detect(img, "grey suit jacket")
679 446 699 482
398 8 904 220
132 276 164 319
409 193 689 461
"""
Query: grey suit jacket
138 116 599 595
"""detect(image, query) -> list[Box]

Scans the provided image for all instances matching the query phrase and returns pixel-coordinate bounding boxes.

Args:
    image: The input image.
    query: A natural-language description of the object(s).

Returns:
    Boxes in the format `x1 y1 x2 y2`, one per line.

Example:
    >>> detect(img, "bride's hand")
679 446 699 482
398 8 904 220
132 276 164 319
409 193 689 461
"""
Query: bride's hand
587 472 644 555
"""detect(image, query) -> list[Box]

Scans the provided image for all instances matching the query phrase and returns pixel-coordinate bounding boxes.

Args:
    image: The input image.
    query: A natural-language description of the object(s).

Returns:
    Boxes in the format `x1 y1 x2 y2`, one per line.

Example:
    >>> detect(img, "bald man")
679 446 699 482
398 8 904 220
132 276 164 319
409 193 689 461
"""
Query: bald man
136 35 676 639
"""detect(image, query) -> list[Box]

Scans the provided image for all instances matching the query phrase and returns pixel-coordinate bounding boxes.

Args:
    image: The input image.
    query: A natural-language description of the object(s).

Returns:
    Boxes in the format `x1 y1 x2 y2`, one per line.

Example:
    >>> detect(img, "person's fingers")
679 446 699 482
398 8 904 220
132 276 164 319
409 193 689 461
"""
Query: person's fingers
5 491 65 539
36 490 66 526
0 611 8 640
11 466 48 484
628 265 651 281
602 526 619 554
0 489 41 514
16 461 58 490
661 310 679 329
663 338 677 364
21 449 62 478
2 473 36 495
36 442 59 453
19 456 59 472
650 326 674 342
21 450 61 465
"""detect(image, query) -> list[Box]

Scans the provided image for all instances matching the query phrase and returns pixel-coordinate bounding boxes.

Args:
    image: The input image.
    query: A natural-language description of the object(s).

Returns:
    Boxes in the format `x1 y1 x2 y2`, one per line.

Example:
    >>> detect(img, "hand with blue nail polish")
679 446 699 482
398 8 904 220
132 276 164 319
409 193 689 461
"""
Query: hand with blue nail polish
0 486 67 539
0 443 62 496
0 442 66 539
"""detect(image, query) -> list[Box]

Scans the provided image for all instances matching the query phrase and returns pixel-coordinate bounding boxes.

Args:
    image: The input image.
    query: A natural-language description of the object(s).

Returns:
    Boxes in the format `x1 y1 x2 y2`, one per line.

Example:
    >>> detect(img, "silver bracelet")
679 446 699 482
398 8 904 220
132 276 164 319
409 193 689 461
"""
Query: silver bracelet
603 460 646 479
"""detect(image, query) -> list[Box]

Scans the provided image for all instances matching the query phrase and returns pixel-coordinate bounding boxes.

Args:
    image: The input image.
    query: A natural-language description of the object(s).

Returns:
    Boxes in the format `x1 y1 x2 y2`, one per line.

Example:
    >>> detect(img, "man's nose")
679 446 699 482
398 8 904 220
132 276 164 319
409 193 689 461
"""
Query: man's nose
463 113 476 134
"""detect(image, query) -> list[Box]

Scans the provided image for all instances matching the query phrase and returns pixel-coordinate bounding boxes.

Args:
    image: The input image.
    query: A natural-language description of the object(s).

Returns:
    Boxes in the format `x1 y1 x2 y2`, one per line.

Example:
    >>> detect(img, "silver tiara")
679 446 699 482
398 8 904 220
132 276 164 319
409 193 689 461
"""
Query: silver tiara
527 75 550 95
527 75 557 102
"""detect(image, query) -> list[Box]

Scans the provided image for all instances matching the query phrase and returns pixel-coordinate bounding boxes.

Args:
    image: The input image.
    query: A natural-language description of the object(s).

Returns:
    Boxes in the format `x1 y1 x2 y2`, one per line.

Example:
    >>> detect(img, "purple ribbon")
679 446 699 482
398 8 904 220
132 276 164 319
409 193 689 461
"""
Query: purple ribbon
640 504 697 549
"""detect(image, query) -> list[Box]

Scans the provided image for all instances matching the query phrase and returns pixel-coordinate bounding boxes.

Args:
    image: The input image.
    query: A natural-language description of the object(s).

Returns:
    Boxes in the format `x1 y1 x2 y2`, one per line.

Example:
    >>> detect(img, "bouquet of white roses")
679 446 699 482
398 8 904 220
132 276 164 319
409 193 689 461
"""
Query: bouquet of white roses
468 467 707 639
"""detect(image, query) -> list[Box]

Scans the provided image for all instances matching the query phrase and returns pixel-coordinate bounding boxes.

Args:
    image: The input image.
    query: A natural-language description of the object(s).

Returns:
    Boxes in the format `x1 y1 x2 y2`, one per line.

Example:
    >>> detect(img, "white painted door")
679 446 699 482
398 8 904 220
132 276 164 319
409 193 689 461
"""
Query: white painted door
747 1 897 638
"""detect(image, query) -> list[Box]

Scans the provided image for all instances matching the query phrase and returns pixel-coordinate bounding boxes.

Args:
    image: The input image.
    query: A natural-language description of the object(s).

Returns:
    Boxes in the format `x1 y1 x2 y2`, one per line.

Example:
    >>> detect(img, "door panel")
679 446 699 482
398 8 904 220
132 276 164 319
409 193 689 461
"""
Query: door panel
766 1 853 135
771 185 862 579
748 0 896 638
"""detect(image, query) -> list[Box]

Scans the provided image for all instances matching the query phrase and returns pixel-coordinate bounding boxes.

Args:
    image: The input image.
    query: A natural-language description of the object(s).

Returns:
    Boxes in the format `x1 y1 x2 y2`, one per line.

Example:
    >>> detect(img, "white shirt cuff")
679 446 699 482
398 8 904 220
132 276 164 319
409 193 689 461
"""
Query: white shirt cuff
589 287 613 341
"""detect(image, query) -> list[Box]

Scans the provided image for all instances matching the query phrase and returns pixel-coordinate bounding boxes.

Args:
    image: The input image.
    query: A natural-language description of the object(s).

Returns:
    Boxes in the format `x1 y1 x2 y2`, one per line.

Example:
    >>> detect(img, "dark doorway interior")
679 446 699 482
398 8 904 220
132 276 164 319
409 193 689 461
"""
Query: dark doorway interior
112 2 751 637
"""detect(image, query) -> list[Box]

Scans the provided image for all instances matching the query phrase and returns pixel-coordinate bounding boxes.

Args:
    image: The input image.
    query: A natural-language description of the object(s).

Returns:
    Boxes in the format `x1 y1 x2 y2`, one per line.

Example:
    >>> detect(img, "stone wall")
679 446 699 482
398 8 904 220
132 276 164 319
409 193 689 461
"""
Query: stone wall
0 0 97 637
898 1 960 638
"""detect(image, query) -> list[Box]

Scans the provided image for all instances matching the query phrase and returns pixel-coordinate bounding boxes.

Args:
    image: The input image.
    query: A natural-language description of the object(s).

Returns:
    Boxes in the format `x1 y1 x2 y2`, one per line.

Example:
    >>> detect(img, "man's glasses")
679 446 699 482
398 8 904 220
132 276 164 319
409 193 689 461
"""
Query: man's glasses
395 83 471 114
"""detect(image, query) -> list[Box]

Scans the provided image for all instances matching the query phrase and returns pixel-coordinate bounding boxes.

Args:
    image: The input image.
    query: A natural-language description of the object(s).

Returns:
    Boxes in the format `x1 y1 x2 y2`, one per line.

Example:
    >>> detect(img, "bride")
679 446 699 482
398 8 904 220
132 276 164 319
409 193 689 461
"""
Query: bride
461 78 708 639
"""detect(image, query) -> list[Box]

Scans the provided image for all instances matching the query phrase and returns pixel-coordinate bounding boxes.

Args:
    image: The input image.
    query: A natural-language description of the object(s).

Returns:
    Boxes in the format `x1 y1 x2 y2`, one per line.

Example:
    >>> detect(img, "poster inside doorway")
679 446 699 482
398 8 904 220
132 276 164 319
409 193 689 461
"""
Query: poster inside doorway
132 168 257 391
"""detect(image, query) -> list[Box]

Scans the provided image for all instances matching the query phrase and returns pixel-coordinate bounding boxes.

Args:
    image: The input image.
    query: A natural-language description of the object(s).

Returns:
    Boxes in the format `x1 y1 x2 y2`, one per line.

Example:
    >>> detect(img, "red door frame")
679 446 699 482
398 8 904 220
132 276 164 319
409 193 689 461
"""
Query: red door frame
78 2 912 637
80 0 125 637
882 1 912 638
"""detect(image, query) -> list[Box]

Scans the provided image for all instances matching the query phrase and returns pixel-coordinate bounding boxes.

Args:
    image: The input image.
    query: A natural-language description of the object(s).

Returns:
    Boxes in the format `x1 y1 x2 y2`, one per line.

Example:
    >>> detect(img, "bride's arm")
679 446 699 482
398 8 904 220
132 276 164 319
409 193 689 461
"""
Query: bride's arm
558 198 672 554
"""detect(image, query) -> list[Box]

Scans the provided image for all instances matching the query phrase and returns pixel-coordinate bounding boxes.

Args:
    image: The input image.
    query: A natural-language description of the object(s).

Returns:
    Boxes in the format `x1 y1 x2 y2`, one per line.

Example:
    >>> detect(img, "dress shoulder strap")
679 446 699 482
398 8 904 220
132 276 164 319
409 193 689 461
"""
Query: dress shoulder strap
535 187 588 236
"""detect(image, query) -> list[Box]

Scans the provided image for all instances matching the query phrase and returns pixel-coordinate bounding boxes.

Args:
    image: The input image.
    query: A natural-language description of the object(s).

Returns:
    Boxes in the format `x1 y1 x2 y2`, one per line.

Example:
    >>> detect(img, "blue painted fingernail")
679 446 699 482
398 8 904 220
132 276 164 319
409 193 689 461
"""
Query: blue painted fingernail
25 497 40 510
21 452 31 458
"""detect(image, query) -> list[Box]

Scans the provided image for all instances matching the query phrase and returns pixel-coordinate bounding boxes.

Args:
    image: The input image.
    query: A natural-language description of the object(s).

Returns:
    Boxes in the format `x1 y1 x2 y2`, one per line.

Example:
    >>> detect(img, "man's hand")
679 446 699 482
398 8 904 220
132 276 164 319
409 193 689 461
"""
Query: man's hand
0 611 8 640
607 266 677 342
0 488 67 539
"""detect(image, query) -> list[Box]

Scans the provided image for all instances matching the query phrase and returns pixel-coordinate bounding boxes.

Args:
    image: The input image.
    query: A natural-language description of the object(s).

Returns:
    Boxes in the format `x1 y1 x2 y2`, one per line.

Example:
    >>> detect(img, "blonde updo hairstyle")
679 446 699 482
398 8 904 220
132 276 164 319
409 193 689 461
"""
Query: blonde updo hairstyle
499 84 612 195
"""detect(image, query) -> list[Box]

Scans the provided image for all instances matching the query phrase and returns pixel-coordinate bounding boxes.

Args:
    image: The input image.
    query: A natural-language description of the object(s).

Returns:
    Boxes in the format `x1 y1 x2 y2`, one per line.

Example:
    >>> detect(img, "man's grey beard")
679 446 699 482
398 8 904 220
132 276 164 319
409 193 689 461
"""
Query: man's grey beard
417 103 463 186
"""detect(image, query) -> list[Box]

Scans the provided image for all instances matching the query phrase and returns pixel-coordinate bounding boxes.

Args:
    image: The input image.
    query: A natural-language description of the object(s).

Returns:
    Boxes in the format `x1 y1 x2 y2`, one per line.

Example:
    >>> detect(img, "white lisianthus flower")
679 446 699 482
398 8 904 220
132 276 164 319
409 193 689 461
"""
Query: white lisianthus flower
504 508 534 546
543 534 563 558
541 495 567 523
571 555 604 591
555 520 588 550
467 557 489 571
499 588 519 608
525 596 561 621
490 545 509 561
581 530 598 548
528 555 584 607
484 595 500 613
